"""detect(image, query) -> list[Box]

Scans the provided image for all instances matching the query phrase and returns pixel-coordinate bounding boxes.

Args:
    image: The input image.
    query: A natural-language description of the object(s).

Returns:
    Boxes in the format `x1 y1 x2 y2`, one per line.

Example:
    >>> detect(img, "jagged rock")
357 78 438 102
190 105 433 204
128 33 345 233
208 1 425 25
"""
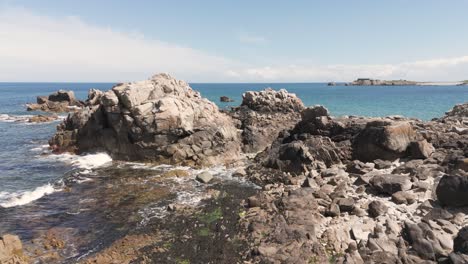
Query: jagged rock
0 234 27 264
27 90 83 112
241 88 305 113
369 174 412 195
353 121 417 161
49 74 240 166
229 88 304 153
445 103 468 118
436 175 468 207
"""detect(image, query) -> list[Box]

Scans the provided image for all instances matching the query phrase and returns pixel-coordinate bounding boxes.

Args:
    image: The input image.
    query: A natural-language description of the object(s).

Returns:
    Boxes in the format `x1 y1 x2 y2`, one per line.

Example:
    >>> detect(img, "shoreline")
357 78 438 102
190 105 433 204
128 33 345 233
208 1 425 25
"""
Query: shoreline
1 74 467 263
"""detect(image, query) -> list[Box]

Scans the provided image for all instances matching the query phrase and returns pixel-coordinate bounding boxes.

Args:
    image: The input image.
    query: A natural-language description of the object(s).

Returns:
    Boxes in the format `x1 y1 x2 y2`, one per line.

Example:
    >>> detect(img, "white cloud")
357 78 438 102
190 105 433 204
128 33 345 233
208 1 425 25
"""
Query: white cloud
0 7 467 82
227 56 468 82
0 8 237 82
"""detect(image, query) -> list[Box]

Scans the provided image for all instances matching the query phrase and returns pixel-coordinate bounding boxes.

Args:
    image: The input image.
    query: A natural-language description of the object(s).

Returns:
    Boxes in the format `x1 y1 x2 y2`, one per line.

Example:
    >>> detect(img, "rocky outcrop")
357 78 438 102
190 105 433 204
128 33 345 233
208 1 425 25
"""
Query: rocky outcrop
27 90 84 112
241 88 304 113
230 88 305 153
50 74 240 166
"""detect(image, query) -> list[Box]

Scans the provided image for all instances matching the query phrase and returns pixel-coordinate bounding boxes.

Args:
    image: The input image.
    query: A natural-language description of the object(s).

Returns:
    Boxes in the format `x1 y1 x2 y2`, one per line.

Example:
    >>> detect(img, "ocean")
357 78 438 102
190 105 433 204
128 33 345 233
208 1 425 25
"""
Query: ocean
0 82 467 260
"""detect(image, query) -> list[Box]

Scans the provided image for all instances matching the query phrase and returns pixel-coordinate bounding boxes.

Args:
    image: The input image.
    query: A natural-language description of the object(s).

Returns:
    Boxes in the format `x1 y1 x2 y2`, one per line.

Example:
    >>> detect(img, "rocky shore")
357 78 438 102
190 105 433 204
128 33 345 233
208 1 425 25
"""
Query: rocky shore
5 73 468 263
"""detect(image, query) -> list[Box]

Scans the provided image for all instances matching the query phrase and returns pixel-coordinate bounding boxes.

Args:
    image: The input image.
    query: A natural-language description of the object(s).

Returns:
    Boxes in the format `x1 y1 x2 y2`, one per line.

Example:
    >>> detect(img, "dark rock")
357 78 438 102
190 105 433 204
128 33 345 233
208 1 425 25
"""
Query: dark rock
220 96 234 102
410 139 435 159
368 200 388 218
353 121 417 161
436 175 468 207
336 197 355 212
454 227 468 254
374 159 392 169
369 174 412 195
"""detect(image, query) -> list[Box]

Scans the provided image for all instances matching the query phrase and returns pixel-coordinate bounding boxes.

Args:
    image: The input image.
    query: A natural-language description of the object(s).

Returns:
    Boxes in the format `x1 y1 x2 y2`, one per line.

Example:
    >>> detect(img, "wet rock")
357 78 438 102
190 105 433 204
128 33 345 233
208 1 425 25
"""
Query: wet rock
196 172 213 183
369 174 412 195
368 200 388 218
220 96 234 102
28 114 59 123
436 175 468 207
353 120 417 161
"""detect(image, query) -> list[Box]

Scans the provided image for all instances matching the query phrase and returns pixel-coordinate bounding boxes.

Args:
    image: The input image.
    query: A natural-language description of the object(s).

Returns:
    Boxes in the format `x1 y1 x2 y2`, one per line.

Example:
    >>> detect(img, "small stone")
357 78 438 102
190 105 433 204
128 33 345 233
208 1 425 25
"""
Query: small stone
374 159 393 169
326 203 340 217
196 172 213 183
247 196 261 208
392 191 416 205
368 200 388 218
337 197 355 212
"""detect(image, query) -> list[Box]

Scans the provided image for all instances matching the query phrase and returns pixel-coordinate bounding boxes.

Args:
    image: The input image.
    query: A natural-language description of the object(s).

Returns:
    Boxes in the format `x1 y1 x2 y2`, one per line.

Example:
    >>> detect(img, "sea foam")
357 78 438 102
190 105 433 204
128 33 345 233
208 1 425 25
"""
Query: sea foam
0 184 56 208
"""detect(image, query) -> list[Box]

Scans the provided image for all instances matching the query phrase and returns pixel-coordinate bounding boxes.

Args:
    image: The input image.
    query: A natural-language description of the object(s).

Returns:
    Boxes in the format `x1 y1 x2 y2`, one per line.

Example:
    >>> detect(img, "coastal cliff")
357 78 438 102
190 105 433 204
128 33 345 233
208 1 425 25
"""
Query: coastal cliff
16 73 466 263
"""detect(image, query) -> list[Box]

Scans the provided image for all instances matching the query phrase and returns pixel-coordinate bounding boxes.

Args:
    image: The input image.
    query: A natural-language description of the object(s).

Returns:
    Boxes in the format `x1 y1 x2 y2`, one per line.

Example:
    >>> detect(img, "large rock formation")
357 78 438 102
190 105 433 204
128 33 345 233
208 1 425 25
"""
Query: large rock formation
229 88 305 153
50 74 240 166
27 90 84 112
353 120 418 161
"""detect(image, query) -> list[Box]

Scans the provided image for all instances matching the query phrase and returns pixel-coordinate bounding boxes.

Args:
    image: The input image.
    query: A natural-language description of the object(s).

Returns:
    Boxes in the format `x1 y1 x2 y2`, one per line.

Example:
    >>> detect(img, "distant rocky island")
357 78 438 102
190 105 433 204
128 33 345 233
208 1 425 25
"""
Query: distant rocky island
338 78 468 86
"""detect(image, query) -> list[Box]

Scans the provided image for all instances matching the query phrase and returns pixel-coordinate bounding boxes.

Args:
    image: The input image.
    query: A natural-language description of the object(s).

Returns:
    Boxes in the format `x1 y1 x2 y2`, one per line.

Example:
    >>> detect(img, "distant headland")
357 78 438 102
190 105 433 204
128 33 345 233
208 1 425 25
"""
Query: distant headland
329 78 468 86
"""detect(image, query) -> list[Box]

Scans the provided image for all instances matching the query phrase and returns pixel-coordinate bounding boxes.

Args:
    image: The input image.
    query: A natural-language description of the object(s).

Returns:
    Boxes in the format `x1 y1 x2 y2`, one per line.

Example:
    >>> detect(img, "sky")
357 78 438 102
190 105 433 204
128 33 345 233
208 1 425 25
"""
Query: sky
0 0 467 82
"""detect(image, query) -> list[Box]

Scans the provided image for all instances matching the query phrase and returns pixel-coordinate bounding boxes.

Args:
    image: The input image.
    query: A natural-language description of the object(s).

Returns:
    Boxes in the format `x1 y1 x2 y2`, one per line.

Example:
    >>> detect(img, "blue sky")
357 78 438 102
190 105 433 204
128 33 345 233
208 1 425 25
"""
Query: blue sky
0 0 467 82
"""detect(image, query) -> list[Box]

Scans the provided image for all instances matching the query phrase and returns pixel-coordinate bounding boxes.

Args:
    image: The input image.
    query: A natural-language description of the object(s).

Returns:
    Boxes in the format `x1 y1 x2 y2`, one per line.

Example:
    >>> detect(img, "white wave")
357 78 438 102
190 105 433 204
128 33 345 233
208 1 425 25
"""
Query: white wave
44 152 113 170
0 113 32 122
0 184 57 208
30 144 50 153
